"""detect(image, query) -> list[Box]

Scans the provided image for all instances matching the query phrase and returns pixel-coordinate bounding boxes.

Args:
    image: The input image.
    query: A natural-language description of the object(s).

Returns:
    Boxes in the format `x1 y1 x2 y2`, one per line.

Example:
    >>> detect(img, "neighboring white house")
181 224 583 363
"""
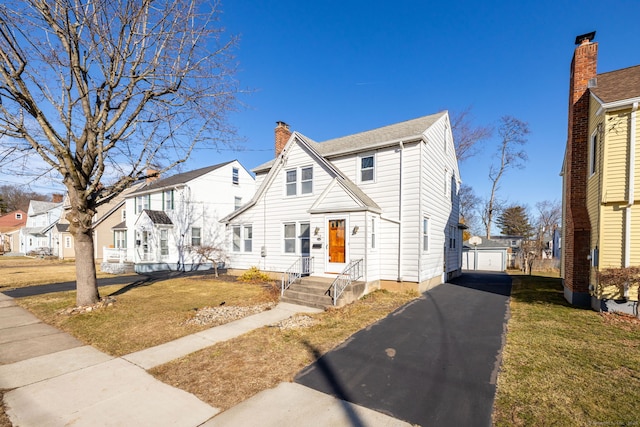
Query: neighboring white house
120 160 255 273
19 200 64 256
221 112 463 304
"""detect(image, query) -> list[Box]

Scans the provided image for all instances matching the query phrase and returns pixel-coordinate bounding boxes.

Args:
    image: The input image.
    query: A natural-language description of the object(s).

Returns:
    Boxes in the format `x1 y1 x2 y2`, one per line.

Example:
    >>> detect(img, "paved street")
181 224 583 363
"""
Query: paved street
295 272 512 426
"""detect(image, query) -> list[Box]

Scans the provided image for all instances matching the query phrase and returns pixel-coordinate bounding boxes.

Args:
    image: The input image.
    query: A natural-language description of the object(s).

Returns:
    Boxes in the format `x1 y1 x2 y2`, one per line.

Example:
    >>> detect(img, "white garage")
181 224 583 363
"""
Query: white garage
462 239 508 272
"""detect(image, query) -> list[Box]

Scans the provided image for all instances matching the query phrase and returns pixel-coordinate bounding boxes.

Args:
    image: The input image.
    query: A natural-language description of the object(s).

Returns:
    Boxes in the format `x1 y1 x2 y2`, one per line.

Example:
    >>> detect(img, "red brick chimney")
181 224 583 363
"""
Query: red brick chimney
146 169 160 184
564 31 597 306
275 121 291 157
52 193 63 203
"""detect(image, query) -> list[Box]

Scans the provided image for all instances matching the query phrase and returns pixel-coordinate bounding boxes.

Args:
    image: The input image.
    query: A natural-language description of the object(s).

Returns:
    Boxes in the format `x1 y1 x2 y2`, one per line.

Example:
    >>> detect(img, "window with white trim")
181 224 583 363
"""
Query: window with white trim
16 213 22 219
234 196 242 210
301 166 313 194
284 223 296 253
232 167 239 185
371 218 376 249
121 209 126 222
191 227 201 246
232 226 241 252
163 190 174 211
360 155 374 182
114 231 126 249
160 229 169 256
244 225 253 252
65 236 72 249
136 195 150 213
423 217 430 251
286 169 297 196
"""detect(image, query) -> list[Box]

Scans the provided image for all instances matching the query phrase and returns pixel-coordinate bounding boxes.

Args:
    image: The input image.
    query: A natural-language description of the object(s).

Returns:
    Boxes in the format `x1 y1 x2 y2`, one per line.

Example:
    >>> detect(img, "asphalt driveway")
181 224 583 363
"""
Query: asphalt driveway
295 271 512 426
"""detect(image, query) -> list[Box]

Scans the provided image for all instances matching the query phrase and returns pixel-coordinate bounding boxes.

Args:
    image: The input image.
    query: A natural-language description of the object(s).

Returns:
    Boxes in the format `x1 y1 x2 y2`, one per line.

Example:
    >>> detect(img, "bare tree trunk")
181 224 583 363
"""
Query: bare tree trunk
74 227 100 306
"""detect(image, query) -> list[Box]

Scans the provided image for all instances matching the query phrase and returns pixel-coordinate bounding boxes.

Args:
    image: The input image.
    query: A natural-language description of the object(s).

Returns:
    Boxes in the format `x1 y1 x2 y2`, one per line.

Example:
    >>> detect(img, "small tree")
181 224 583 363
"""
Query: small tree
193 244 228 278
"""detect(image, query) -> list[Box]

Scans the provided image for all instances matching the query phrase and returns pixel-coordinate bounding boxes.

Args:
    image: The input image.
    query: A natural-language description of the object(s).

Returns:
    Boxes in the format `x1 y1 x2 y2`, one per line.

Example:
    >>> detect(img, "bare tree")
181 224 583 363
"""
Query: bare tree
0 184 49 212
484 116 530 239
458 183 482 239
0 1 238 306
450 106 493 163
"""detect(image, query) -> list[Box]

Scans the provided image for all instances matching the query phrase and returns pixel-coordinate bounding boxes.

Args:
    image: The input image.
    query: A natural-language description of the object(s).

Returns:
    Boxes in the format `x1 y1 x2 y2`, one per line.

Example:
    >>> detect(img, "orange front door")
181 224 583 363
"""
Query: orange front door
328 219 345 264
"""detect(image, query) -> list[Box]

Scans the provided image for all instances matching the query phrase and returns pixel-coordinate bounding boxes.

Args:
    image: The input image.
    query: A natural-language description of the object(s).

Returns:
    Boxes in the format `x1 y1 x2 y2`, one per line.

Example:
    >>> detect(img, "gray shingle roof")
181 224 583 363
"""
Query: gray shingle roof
30 200 62 215
129 161 234 196
591 64 640 104
253 111 446 173
143 210 173 225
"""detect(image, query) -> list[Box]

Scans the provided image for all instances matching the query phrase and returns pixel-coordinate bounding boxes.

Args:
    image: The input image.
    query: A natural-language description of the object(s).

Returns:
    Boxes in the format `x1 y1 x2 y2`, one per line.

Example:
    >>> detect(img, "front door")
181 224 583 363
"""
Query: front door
327 219 346 273
300 222 311 276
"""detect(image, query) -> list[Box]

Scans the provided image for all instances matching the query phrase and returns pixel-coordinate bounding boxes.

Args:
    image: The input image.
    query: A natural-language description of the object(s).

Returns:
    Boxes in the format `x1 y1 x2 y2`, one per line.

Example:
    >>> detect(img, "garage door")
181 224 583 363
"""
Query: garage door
477 251 504 271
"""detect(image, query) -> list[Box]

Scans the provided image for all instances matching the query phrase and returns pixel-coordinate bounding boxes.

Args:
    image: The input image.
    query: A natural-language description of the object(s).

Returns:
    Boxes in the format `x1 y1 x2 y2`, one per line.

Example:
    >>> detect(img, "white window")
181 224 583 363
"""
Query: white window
65 236 72 249
160 229 168 256
232 167 239 185
164 190 174 211
361 155 374 182
301 166 313 194
15 213 22 219
234 196 242 210
284 223 296 253
371 218 376 249
191 227 201 246
286 169 297 196
121 209 126 222
589 131 598 176
114 231 126 249
423 217 429 251
136 195 149 213
232 226 241 252
244 225 253 252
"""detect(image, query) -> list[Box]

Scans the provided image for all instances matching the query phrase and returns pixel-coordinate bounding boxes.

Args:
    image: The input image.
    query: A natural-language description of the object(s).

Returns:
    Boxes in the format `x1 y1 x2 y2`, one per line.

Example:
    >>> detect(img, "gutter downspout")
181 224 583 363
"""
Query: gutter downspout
397 141 404 282
418 139 423 284
625 102 638 268
364 211 369 285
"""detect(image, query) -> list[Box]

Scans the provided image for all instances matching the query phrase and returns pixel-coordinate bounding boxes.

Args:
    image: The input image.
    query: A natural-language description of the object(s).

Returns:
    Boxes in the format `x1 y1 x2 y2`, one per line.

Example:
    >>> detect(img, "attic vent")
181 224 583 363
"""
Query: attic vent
588 78 597 88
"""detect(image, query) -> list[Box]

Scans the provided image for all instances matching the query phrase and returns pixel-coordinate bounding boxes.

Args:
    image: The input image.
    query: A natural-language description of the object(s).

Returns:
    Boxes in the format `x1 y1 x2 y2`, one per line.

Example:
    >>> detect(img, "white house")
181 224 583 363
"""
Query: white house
20 200 64 256
121 160 255 273
221 112 463 306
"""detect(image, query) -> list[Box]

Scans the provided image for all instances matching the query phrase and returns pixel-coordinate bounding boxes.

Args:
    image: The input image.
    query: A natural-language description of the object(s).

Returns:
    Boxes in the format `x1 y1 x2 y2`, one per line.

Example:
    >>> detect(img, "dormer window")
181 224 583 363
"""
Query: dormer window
15 213 22 220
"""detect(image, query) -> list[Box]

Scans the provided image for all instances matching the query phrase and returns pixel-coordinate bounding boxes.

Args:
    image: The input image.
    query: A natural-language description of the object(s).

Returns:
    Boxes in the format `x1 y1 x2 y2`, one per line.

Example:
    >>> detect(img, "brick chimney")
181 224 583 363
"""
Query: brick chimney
52 193 63 203
563 31 597 307
146 169 160 184
275 121 291 157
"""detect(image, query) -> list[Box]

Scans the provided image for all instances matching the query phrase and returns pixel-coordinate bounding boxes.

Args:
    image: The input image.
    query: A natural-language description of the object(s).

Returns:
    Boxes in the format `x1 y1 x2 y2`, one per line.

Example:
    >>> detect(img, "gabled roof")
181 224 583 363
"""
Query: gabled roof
29 200 62 215
0 210 27 229
253 111 446 173
56 223 69 233
591 64 640 104
142 210 173 225
463 239 509 249
129 160 235 196
112 221 127 230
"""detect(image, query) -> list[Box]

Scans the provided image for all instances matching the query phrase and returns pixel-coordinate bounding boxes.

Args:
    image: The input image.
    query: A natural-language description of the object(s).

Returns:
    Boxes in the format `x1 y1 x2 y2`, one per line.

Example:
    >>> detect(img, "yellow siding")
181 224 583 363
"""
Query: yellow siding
599 205 624 268
601 110 630 203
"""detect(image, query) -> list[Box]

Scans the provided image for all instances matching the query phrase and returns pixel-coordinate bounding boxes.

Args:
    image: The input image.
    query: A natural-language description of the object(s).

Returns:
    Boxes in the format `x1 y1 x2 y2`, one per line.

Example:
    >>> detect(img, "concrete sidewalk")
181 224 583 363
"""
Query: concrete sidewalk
0 292 410 426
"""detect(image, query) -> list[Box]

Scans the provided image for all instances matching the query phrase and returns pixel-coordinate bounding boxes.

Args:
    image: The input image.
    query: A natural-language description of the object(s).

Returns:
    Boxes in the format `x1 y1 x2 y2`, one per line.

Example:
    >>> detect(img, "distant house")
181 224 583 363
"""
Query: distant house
222 112 463 307
0 210 27 254
561 32 640 315
55 183 145 262
20 200 63 256
490 235 523 268
123 160 255 273
462 237 508 272
551 227 561 259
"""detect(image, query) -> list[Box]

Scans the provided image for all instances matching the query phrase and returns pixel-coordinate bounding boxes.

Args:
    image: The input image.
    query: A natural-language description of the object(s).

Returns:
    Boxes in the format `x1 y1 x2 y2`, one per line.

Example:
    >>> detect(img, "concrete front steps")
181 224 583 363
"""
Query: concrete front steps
281 276 366 310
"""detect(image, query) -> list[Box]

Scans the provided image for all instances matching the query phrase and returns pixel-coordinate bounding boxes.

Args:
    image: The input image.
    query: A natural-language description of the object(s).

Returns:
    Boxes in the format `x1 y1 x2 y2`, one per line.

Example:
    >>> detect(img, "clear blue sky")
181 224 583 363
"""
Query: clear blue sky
6 0 639 213
187 0 639 211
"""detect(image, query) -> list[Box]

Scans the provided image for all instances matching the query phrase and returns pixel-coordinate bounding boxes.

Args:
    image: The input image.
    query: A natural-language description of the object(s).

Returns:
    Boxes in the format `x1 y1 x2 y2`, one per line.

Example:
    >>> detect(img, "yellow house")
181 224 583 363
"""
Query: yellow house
562 31 640 316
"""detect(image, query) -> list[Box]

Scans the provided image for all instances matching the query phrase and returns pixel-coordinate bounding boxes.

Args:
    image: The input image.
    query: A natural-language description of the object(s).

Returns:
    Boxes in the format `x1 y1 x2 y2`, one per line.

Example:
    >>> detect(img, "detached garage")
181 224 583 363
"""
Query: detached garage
462 238 508 272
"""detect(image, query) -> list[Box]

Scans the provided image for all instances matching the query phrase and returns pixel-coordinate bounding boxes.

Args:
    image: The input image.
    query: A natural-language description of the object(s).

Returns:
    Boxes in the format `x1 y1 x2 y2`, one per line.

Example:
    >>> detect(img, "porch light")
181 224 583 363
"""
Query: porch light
314 227 320 235
352 225 359 235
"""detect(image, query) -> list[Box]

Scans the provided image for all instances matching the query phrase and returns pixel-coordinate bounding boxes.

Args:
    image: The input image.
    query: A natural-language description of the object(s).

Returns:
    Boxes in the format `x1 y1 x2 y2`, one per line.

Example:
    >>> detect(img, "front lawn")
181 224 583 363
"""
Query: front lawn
15 274 279 356
0 256 134 291
493 272 640 426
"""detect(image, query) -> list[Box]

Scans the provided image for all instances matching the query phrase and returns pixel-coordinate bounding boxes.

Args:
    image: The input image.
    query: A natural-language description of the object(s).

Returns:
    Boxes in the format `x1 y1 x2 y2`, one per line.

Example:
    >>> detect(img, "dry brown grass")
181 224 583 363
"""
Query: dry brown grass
150 290 419 411
0 256 134 291
493 272 640 426
16 274 278 356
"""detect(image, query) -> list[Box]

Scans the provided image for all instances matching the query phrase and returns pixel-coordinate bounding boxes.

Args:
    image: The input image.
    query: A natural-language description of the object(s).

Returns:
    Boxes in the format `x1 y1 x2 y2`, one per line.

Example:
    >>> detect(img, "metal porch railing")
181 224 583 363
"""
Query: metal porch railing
281 256 314 296
331 259 363 305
